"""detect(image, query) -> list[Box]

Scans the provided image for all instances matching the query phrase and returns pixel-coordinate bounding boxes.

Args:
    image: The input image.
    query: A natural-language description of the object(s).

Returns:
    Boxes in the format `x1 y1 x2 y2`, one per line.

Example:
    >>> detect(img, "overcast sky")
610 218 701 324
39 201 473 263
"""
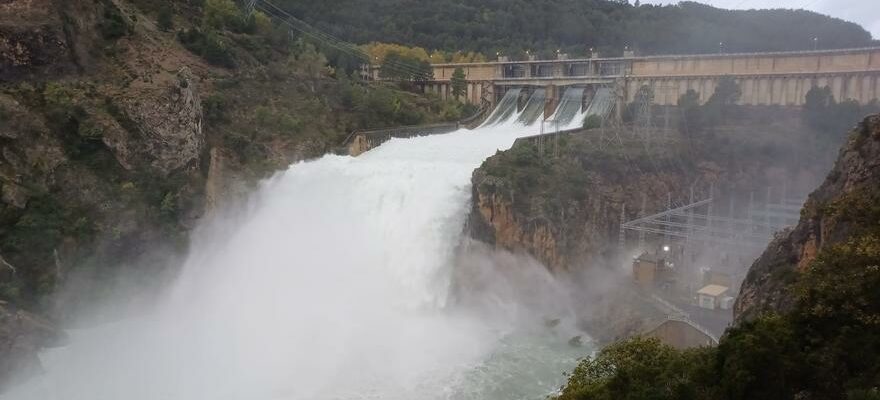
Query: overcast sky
641 0 880 39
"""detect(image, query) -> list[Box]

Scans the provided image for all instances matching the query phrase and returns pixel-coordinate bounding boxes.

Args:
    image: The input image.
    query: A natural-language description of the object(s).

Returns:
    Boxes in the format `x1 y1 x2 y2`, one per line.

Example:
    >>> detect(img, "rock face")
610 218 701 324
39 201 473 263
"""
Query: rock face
735 114 880 321
114 67 205 175
0 301 64 388
468 120 830 271
0 0 73 80
470 159 692 270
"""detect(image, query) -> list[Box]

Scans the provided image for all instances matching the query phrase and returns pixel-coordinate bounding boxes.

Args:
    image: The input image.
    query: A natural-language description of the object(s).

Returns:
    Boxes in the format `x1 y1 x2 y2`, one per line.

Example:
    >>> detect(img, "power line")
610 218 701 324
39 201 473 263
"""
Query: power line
254 0 431 79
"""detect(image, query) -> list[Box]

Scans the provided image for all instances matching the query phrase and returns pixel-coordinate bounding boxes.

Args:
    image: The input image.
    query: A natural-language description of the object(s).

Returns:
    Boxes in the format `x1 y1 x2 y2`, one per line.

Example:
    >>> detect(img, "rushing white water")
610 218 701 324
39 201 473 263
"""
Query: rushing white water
5 100 591 400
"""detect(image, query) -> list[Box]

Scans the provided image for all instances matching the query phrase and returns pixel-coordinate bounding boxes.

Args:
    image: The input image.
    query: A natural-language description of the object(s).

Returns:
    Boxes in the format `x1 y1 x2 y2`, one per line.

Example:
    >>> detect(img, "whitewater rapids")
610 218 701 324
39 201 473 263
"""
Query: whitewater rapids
5 111 591 399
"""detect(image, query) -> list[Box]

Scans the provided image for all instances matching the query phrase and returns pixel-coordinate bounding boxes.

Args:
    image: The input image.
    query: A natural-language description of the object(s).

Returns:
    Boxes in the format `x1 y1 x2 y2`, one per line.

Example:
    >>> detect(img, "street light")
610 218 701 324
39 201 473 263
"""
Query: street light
813 37 819 50
663 245 670 252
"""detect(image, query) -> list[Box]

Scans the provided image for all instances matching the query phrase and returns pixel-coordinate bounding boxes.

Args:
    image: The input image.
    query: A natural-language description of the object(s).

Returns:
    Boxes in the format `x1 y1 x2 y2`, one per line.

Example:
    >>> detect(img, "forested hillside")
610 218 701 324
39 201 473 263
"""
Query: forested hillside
0 0 465 323
278 0 876 58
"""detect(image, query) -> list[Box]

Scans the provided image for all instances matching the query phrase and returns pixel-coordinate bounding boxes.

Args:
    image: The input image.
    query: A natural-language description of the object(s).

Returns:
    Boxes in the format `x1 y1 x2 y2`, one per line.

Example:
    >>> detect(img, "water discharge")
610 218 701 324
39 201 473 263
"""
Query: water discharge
5 99 591 400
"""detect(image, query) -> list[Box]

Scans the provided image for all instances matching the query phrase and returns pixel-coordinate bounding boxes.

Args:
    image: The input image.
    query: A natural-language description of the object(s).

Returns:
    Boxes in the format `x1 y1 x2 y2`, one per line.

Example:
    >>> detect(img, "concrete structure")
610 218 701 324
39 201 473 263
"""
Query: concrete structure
632 254 658 289
380 47 880 109
644 318 717 349
632 252 675 289
697 284 730 310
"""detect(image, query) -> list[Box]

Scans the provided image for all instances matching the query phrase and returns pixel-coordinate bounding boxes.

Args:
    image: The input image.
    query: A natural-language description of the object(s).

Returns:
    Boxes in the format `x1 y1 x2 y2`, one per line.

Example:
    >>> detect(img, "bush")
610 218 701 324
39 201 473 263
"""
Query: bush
583 115 602 129
203 0 243 31
97 0 132 40
157 5 174 31
177 28 235 67
557 337 703 400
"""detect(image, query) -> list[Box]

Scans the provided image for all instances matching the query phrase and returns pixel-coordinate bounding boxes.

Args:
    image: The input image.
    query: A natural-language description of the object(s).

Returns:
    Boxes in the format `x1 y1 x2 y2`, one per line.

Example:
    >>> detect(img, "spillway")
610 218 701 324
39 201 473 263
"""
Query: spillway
516 89 547 126
480 88 522 127
4 101 590 400
547 87 585 129
585 88 614 119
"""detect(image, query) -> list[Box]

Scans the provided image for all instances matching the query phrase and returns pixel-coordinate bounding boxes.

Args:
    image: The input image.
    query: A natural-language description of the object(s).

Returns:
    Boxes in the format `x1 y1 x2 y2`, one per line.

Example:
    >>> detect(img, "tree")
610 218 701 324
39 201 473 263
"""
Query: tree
450 67 467 100
379 52 433 82
803 86 880 136
157 4 174 32
290 43 328 92
702 77 741 125
555 337 703 400
203 0 241 30
678 89 701 134
708 77 741 106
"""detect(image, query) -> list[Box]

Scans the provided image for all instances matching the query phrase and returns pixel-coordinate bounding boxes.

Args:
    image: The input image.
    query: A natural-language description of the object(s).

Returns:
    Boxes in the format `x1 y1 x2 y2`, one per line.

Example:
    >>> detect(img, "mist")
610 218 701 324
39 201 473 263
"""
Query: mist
2 104 597 400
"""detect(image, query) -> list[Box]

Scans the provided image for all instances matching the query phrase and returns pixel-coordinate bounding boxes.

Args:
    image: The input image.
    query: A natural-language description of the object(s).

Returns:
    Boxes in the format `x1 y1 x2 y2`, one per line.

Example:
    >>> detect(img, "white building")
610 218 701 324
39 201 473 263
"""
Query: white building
697 284 730 310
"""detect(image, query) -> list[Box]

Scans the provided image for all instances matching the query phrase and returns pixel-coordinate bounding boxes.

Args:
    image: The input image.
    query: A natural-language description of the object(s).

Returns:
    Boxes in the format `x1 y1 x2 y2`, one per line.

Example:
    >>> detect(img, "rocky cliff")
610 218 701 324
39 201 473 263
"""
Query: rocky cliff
0 0 461 388
735 114 880 321
469 116 834 271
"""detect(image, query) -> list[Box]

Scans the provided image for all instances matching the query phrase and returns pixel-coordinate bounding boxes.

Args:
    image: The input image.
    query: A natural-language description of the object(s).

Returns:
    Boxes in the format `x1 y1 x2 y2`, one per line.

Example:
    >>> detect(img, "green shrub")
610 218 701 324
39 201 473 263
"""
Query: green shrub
97 0 132 40
203 0 241 30
202 94 227 124
157 4 174 31
177 28 235 67
583 115 602 129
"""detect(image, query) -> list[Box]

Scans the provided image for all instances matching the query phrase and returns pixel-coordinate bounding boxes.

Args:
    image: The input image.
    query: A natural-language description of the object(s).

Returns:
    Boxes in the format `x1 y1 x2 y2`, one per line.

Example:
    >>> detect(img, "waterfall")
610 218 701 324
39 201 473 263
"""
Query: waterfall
547 87 585 128
5 100 589 400
516 89 547 126
480 88 522 127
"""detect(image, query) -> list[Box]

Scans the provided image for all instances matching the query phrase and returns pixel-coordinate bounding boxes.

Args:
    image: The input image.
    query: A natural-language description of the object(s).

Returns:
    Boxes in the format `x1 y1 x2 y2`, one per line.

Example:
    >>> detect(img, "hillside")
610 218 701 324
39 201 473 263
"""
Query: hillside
278 0 876 58
553 114 880 400
0 0 467 385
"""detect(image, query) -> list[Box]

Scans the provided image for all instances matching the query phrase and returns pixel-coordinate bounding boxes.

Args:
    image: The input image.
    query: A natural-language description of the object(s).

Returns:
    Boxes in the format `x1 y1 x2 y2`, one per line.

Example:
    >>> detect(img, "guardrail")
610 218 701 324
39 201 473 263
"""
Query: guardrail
340 105 491 156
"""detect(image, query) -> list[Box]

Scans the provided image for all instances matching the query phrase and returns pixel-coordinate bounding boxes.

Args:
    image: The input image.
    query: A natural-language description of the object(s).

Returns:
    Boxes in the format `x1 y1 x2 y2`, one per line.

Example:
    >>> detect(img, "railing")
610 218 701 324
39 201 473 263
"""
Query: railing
650 294 720 344
340 104 491 155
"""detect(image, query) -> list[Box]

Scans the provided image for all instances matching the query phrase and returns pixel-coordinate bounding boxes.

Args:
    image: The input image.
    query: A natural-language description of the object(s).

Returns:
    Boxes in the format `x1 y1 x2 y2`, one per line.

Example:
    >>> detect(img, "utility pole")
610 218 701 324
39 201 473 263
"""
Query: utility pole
638 193 647 252
684 186 695 275
747 191 755 226
664 192 672 247
707 183 715 232
618 203 627 257
728 196 735 236
766 186 772 233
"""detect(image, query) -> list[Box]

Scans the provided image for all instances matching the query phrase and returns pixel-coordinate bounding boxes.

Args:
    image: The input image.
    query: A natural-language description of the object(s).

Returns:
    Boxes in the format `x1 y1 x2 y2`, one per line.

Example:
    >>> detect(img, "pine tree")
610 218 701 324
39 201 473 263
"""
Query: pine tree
450 67 467 100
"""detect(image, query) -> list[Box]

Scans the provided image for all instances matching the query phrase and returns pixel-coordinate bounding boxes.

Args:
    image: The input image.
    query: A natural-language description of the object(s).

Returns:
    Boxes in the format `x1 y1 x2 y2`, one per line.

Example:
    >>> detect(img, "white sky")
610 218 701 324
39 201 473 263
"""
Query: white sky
640 0 880 39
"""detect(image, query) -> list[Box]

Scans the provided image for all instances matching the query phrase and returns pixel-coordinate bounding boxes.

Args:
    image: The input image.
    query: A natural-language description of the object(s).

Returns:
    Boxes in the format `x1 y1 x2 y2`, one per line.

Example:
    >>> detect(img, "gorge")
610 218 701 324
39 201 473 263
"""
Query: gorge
2 0 880 398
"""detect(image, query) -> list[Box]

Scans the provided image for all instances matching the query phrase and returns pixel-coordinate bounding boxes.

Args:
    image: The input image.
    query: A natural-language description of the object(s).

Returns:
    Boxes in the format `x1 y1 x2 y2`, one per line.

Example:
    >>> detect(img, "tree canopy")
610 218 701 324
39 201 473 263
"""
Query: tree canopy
276 0 876 58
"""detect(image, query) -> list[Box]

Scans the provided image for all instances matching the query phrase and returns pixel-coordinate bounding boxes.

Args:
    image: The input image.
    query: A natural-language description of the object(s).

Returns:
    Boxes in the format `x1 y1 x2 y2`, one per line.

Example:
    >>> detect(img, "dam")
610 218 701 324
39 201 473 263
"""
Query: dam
380 46 880 111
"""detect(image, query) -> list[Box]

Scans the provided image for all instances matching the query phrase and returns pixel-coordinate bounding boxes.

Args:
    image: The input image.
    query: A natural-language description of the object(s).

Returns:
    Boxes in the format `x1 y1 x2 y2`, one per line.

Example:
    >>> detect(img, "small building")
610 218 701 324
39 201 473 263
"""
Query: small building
644 318 717 349
719 296 736 310
697 284 730 310
633 252 676 289
632 253 658 288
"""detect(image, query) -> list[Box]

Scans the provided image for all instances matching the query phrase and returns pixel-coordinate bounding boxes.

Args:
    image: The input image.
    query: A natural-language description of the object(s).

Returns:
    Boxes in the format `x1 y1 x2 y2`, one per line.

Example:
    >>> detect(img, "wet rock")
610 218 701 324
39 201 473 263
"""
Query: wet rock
116 67 204 175
735 114 880 322
0 301 66 390
0 182 27 208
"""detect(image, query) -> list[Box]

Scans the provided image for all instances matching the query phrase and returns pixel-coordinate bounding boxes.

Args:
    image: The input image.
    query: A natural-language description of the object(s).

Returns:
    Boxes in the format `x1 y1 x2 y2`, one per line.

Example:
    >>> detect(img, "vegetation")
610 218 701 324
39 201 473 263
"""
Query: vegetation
451 67 467 99
97 0 133 40
378 52 433 82
554 124 880 400
276 0 875 58
557 230 880 399
678 77 742 135
0 0 467 313
803 86 880 138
